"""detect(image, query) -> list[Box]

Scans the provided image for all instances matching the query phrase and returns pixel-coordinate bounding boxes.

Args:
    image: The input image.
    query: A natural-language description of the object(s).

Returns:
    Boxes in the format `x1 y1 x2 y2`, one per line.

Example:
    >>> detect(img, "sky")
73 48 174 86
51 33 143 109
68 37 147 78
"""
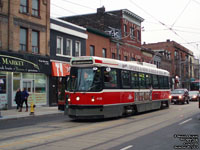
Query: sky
51 0 200 57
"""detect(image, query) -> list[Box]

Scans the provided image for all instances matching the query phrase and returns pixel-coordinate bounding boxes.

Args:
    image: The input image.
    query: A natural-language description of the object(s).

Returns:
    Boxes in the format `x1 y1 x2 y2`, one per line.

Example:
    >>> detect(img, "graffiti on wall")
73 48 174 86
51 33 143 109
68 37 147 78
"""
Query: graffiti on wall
105 27 122 39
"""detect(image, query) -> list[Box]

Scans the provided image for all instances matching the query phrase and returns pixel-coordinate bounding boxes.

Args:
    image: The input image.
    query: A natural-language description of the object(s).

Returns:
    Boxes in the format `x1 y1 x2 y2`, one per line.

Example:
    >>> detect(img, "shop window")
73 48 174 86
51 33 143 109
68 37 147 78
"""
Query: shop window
35 74 46 93
75 41 81 57
32 0 39 17
13 73 21 78
22 73 34 79
20 0 28 13
0 73 7 109
0 75 6 94
32 30 39 54
20 28 27 51
13 80 20 91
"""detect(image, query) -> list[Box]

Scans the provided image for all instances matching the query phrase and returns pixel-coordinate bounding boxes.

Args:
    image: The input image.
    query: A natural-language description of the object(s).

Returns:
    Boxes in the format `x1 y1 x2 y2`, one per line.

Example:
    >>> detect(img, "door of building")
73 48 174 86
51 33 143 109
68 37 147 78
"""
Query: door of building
22 80 33 93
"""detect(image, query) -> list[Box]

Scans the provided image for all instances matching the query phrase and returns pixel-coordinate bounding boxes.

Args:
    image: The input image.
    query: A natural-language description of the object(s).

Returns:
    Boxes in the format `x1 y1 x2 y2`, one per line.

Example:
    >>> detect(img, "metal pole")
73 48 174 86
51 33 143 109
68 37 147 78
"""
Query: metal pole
179 56 182 88
117 42 119 60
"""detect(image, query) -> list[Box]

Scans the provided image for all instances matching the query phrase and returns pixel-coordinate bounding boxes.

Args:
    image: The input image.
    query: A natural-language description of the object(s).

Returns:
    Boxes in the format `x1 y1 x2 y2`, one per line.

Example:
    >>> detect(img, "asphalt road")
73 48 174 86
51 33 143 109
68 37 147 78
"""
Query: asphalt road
0 102 199 150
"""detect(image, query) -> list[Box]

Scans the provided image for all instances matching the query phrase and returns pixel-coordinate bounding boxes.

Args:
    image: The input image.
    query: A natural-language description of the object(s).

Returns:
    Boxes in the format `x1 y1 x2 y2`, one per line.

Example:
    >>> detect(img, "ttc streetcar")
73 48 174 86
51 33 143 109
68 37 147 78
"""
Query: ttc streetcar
65 56 170 119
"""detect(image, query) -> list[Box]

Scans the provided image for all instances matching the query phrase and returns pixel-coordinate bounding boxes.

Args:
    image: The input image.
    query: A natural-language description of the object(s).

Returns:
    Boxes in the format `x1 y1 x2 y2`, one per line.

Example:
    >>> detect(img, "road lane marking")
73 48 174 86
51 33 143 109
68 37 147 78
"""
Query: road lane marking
179 118 192 125
120 145 133 150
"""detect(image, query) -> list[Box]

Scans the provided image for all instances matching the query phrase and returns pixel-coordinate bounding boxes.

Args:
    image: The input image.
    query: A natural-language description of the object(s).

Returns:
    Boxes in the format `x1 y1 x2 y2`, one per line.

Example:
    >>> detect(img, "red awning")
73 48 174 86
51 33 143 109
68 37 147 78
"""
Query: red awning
52 62 70 77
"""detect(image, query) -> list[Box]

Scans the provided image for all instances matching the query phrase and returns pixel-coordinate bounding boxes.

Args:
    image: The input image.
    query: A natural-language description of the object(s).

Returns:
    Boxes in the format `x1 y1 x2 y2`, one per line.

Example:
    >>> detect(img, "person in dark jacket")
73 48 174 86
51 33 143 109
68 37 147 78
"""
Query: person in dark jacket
15 88 22 110
20 88 29 112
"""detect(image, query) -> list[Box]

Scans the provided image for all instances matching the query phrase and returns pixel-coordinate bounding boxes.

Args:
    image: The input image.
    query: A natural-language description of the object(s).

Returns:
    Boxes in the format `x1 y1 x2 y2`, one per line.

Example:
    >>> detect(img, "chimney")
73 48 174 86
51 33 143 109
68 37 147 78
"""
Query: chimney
97 6 105 14
166 39 170 42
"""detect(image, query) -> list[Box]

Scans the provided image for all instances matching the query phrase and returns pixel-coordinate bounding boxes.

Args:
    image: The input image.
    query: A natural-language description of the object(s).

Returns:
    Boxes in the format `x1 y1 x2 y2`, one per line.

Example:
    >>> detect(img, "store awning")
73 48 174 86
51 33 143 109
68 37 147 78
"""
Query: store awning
51 61 70 77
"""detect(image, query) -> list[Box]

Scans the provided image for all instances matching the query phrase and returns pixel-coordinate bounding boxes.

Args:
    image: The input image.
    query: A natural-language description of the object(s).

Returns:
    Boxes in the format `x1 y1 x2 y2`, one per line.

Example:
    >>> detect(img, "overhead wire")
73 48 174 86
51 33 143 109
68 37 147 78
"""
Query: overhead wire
171 0 192 28
129 0 198 51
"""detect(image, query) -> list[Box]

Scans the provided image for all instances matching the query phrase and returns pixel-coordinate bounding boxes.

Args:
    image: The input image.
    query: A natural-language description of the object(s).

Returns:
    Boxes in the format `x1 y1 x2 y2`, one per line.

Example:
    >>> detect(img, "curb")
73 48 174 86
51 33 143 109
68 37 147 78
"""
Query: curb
0 111 64 122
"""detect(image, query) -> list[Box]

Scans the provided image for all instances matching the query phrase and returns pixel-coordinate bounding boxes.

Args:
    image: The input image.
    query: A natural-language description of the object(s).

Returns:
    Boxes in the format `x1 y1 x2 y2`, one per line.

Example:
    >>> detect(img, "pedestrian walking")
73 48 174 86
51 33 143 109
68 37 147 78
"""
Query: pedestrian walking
20 88 29 112
14 88 22 110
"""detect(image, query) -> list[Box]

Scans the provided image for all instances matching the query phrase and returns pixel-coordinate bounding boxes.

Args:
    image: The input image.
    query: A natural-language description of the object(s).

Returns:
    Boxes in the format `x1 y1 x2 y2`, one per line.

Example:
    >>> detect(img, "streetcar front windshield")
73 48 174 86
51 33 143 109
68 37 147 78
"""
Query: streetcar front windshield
69 67 102 92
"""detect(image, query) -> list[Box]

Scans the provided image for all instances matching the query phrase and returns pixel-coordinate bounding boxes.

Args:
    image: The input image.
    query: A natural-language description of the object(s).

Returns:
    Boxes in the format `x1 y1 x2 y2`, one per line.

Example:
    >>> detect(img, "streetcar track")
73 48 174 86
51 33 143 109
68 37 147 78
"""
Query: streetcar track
0 105 198 150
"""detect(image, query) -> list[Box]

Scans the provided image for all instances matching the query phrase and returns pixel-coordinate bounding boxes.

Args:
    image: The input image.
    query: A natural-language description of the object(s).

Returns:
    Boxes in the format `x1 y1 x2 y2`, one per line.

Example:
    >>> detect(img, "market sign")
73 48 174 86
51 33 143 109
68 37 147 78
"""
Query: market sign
0 51 51 75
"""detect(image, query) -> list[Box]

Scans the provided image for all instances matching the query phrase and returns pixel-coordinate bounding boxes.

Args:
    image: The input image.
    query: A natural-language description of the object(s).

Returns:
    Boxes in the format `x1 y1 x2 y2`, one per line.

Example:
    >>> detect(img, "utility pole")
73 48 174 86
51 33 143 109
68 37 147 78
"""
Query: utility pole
179 55 182 88
117 42 119 60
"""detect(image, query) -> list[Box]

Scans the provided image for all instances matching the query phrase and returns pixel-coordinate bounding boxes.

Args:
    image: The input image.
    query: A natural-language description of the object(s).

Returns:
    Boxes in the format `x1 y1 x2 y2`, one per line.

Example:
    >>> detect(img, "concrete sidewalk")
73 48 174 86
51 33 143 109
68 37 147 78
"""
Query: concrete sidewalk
0 106 63 120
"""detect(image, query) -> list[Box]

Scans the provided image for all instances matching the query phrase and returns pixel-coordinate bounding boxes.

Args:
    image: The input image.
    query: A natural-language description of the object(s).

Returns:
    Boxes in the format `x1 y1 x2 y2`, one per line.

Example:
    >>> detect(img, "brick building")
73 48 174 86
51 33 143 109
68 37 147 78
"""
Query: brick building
86 27 111 58
143 40 194 89
0 0 50 109
60 7 153 62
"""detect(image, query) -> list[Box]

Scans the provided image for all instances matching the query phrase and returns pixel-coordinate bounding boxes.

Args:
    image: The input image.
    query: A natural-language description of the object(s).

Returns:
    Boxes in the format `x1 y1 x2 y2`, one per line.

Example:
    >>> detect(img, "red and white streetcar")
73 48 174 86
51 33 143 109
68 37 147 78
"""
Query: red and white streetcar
65 56 170 119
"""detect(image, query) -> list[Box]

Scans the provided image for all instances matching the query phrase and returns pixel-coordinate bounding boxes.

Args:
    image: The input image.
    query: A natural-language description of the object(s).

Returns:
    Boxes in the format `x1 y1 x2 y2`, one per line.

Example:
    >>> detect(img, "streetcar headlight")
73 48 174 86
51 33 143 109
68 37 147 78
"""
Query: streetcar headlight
76 97 80 101
179 95 182 99
91 97 95 102
169 95 172 99
68 98 71 102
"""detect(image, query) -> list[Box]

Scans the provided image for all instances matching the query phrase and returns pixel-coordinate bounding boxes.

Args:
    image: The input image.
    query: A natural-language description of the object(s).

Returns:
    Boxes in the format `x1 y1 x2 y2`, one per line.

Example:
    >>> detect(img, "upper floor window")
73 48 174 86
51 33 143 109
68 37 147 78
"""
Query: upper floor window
102 48 106 58
32 0 39 16
137 30 141 41
124 24 127 36
112 53 115 59
130 27 135 39
75 41 81 57
56 36 63 55
20 28 27 51
90 45 95 56
124 56 128 61
32 30 39 54
20 0 28 13
66 39 72 56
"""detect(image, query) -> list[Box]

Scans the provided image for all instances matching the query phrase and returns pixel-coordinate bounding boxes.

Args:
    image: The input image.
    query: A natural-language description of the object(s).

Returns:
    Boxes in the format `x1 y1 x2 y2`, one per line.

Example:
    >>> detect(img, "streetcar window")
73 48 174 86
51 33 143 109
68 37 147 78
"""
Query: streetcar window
121 70 131 89
103 68 118 88
139 73 146 89
69 67 102 92
146 74 152 89
131 72 139 89
152 75 159 89
159 76 164 89
163 76 169 89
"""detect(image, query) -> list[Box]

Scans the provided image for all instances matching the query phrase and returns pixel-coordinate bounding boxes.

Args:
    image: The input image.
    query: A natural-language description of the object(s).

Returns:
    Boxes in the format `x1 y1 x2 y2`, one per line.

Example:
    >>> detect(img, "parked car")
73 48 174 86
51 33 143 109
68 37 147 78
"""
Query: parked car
170 89 189 104
189 91 200 101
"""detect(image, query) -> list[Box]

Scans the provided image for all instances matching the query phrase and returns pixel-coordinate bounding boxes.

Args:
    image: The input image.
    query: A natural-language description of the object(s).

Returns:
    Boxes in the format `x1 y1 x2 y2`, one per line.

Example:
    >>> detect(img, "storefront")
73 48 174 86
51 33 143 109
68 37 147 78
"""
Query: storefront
49 61 70 108
0 51 51 109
